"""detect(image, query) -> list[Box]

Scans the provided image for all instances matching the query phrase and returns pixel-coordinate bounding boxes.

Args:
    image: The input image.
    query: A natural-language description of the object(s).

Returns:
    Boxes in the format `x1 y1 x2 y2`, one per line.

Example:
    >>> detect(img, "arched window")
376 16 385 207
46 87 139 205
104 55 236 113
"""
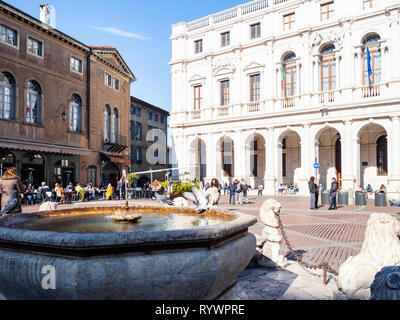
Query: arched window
0 72 15 120
377 135 387 176
320 44 336 92
69 94 82 132
25 80 41 124
363 35 381 86
282 53 297 97
104 104 111 143
112 108 119 143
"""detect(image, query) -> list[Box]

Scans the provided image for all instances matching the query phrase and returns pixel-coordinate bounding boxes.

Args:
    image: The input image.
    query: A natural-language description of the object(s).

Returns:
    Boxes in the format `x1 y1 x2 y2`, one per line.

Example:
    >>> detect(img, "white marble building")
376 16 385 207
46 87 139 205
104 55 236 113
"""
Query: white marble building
169 0 400 196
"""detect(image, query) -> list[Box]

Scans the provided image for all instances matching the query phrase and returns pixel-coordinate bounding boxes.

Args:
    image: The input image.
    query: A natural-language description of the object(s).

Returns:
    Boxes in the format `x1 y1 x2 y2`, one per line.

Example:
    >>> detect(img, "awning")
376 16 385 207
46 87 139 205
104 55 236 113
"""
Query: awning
101 153 131 165
108 156 131 165
0 140 91 156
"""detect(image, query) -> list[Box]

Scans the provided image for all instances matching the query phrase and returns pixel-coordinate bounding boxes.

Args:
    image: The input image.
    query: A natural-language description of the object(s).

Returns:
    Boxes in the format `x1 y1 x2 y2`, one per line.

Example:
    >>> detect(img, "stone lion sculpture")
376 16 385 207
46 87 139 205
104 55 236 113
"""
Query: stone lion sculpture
337 213 400 300
206 187 221 208
370 266 400 300
253 199 287 268
173 197 189 208
39 201 58 212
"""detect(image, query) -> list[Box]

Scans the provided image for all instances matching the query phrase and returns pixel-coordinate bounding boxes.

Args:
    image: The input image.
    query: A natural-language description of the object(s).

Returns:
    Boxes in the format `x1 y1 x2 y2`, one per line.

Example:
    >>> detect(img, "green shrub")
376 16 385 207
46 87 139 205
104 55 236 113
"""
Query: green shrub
171 182 200 195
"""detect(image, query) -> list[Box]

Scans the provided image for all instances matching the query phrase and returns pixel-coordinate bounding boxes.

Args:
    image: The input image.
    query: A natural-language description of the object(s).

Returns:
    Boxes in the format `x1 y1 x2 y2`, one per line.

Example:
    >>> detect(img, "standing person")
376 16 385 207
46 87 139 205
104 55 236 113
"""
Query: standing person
314 178 320 209
228 180 236 205
328 178 339 210
236 180 244 205
309 177 318 210
243 183 249 204
0 167 24 214
223 183 228 195
257 183 264 199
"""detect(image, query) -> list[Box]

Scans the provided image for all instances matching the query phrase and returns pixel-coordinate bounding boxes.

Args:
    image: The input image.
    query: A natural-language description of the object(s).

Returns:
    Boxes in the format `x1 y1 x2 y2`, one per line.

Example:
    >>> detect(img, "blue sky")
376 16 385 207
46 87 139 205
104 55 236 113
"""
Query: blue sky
8 0 246 112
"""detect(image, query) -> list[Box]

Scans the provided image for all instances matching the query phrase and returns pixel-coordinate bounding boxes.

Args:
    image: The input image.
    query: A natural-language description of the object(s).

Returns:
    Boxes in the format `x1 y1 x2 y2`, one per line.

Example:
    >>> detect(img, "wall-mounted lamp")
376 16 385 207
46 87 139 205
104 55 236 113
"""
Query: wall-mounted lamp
61 111 67 122
320 105 329 117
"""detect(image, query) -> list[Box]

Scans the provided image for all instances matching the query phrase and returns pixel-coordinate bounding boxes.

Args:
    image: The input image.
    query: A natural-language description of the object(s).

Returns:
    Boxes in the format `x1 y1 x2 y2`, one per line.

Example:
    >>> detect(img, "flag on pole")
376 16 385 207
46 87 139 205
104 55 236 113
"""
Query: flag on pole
281 64 286 96
367 46 373 87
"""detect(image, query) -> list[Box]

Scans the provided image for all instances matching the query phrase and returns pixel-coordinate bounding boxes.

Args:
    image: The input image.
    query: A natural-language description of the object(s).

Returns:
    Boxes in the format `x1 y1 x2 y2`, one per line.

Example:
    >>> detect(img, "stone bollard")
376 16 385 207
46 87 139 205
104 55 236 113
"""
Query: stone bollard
253 199 288 268
336 214 400 300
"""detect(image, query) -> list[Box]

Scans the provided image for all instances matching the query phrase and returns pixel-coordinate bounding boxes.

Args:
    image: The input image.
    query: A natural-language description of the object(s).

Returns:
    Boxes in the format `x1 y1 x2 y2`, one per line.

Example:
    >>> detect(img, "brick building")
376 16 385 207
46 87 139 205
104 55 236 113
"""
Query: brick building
0 1 135 188
130 97 169 185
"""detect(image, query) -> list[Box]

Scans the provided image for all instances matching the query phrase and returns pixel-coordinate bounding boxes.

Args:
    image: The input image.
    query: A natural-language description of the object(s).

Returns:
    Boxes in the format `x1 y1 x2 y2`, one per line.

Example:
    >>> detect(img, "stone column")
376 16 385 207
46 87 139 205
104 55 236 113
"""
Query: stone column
205 133 215 182
233 130 245 181
264 128 277 195
342 121 356 191
299 124 312 195
389 116 400 194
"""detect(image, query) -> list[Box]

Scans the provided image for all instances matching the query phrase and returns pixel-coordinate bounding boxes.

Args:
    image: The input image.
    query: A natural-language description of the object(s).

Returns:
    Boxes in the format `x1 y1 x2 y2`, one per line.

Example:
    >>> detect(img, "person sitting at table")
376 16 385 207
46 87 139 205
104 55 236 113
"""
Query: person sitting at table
106 183 114 200
153 180 165 195
25 184 36 205
38 182 51 202
64 182 76 203
75 183 85 202
85 183 95 201
54 183 66 204
365 184 373 194
379 184 387 193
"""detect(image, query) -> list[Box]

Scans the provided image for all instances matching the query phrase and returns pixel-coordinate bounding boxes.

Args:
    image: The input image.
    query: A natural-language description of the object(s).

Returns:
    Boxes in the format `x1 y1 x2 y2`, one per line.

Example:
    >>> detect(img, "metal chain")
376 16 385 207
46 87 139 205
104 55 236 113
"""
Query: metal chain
274 211 339 284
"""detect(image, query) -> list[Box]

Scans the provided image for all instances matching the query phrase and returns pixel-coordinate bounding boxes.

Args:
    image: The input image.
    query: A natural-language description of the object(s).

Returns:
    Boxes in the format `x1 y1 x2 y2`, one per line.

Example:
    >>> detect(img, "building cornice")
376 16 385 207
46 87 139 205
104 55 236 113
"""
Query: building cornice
0 0 90 53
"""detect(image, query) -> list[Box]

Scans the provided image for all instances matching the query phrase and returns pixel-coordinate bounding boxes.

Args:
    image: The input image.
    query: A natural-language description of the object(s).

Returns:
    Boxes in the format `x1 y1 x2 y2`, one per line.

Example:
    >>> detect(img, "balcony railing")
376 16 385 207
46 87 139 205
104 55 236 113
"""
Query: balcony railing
247 102 261 112
177 83 391 124
362 85 381 98
319 91 335 104
213 8 238 24
218 106 230 116
103 135 128 153
192 110 201 120
187 17 210 32
242 0 268 15
186 0 296 33
281 97 296 109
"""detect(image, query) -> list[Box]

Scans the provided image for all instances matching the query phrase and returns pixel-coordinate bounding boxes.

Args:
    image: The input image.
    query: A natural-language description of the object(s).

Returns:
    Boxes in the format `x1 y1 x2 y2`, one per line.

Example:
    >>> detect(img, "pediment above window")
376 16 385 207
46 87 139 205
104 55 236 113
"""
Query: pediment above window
243 62 265 73
189 74 205 83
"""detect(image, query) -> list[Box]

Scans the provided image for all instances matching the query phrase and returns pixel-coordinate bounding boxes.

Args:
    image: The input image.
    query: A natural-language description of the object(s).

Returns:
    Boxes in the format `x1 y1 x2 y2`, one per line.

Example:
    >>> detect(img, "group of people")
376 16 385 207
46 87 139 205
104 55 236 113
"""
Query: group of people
225 180 251 205
278 184 300 195
309 176 339 210
24 181 98 205
356 184 387 194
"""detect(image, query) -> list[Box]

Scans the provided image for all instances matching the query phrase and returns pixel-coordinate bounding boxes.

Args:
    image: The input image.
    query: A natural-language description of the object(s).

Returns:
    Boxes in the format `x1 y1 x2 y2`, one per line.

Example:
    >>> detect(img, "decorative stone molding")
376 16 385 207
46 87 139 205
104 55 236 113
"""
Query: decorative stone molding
212 58 236 76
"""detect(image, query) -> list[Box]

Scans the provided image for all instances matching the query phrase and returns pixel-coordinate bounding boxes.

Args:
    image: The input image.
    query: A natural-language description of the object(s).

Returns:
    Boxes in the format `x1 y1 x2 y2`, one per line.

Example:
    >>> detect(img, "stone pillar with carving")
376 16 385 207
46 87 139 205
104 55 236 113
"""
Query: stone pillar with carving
253 199 288 268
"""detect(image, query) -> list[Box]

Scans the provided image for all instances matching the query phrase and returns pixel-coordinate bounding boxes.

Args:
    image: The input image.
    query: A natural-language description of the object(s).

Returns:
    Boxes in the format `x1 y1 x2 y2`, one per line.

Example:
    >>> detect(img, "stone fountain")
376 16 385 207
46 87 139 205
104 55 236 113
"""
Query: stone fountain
0 203 256 300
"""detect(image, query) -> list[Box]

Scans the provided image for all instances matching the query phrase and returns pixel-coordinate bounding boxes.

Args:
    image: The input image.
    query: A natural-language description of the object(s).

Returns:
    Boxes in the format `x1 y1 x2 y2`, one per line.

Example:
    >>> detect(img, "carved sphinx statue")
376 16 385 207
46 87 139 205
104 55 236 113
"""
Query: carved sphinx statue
337 214 400 300
253 199 288 268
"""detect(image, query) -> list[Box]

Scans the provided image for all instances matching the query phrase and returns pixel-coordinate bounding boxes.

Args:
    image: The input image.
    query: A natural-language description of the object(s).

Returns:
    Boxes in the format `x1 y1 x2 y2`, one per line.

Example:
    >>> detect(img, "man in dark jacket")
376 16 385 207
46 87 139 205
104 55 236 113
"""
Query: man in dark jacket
228 181 236 205
329 178 339 210
309 177 317 210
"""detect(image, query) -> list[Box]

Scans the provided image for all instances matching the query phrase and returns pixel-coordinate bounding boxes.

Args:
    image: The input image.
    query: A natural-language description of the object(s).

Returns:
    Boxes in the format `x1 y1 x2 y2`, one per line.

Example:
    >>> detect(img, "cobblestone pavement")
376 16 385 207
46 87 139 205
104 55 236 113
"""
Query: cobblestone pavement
217 194 400 275
15 195 399 300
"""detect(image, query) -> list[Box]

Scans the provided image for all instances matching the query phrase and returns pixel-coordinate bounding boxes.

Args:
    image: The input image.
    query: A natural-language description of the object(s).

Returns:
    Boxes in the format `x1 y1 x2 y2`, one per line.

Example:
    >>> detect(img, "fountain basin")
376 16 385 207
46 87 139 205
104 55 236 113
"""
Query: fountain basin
0 205 257 300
